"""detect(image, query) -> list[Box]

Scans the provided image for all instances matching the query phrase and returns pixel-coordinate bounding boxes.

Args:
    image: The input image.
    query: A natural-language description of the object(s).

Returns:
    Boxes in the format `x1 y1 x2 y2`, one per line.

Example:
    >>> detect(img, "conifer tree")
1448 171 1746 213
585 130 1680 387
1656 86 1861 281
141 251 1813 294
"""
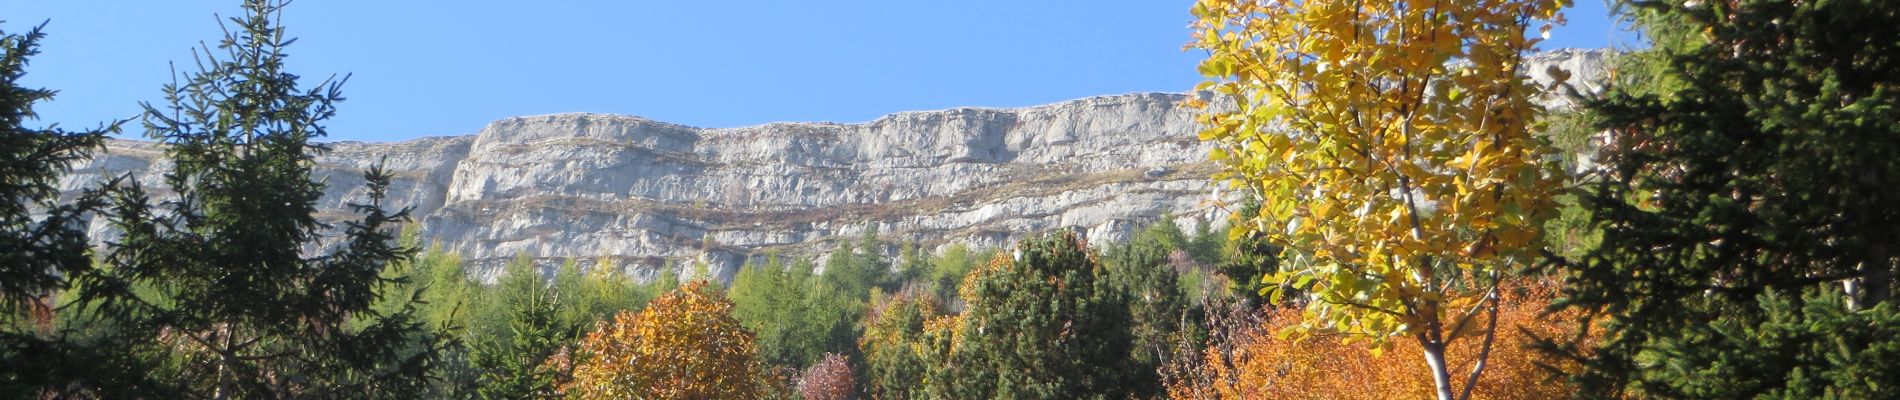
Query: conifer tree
567 258 649 327
470 255 563 399
926 243 983 301
927 232 1137 399
377 236 478 398
68 1 449 397
0 20 165 398
1104 223 1200 398
895 241 930 287
1550 1 1900 397
731 257 813 367
0 21 106 324
821 229 890 298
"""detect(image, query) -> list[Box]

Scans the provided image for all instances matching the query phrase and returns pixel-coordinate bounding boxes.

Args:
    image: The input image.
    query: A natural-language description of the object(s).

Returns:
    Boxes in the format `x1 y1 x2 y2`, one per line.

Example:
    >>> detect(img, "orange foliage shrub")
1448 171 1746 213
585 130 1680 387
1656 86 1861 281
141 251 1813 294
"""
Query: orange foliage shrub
1168 281 1585 400
552 280 767 399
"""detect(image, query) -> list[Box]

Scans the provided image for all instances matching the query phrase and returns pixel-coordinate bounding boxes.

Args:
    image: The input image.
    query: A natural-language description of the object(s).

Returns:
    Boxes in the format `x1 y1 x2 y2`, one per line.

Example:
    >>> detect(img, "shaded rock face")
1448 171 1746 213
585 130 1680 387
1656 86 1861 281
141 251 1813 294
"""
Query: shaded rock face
59 49 1611 283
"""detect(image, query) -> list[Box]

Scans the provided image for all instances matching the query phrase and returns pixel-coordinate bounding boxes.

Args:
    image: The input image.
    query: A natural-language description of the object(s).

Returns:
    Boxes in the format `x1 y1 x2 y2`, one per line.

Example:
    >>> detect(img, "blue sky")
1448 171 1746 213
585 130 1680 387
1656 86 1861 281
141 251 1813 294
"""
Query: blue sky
11 1 1642 142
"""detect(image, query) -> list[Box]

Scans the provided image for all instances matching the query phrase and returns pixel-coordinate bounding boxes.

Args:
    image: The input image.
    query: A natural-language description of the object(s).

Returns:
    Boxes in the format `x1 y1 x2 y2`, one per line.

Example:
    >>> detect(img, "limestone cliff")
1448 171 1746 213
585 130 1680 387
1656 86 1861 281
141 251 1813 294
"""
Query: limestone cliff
59 49 1612 283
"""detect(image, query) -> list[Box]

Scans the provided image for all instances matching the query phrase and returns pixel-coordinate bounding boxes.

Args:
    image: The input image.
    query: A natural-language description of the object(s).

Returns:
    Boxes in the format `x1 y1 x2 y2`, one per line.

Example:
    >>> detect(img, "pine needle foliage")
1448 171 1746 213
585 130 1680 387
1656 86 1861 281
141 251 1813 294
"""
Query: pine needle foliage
68 1 452 397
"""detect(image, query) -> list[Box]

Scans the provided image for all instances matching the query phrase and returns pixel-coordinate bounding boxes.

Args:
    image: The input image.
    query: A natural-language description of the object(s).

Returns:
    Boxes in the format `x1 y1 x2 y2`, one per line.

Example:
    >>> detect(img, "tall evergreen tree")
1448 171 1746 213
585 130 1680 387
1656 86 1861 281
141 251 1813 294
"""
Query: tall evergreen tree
1550 1 1900 397
894 241 930 288
68 1 449 397
565 258 650 330
0 20 106 323
925 243 984 302
0 20 165 398
469 255 563 399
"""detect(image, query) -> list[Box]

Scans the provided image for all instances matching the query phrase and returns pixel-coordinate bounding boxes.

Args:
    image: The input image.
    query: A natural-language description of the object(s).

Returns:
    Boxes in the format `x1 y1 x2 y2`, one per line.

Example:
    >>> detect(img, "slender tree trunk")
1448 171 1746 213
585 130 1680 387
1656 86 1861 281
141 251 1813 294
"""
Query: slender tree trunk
1422 340 1455 400
216 329 233 400
1456 290 1502 400
1845 279 1862 310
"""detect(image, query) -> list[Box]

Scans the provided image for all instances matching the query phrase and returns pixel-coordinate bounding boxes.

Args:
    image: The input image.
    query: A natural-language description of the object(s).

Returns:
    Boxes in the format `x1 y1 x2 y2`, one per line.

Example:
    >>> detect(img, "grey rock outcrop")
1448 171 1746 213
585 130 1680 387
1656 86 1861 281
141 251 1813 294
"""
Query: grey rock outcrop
58 49 1612 283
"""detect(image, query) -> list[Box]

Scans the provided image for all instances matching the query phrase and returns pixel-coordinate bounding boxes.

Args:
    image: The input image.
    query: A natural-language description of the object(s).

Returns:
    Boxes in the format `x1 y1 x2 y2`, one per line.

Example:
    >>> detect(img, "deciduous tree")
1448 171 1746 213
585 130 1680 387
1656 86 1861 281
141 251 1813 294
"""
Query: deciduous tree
1165 282 1582 399
555 280 767 399
795 352 856 400
1191 1 1567 399
858 290 942 400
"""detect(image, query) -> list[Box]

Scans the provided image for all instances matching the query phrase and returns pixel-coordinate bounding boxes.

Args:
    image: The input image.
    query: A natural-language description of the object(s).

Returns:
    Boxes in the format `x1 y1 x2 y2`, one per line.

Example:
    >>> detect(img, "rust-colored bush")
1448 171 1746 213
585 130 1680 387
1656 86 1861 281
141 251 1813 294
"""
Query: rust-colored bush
796 352 856 400
1168 281 1586 400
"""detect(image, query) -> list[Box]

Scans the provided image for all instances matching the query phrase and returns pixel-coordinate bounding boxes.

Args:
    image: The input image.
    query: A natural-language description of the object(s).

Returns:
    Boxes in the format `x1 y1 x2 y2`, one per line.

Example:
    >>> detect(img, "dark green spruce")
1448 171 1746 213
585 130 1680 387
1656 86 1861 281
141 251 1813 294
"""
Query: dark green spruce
0 19 166 398
1547 1 1900 398
65 1 452 397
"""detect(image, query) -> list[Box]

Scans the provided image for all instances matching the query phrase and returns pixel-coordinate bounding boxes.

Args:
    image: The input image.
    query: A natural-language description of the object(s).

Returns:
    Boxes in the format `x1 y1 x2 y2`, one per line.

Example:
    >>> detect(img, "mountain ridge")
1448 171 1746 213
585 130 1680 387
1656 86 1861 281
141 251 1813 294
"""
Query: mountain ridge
60 49 1613 283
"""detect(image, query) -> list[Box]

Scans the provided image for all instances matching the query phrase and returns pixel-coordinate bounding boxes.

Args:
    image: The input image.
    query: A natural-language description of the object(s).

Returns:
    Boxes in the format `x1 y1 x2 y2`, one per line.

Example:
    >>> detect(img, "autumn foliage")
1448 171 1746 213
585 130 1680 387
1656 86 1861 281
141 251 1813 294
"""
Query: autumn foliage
1167 281 1584 400
552 280 767 399
796 352 856 400
1190 0 1568 398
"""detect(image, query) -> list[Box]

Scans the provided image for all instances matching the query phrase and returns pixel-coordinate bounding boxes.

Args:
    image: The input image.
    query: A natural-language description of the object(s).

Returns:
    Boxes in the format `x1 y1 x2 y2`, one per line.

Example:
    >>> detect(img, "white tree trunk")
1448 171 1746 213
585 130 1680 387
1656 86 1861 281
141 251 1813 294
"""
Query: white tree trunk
1422 342 1455 400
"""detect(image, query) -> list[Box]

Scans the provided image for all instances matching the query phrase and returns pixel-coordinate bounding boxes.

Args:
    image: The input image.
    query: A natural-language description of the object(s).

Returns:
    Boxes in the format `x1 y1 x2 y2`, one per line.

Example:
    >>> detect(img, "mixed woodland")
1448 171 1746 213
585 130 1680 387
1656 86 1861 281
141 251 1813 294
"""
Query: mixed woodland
4 0 1898 399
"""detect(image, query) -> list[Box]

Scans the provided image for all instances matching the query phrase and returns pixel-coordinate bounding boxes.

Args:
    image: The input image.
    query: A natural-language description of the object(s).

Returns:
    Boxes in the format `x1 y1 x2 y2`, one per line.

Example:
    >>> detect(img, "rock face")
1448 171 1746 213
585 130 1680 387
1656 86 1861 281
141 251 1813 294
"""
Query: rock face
59 49 1612 283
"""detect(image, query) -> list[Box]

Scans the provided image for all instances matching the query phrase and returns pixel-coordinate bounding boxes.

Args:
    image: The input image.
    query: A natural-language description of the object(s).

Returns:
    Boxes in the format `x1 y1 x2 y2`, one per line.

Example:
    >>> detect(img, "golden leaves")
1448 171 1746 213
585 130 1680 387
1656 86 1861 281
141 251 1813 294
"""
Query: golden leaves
555 281 767 400
1189 0 1567 345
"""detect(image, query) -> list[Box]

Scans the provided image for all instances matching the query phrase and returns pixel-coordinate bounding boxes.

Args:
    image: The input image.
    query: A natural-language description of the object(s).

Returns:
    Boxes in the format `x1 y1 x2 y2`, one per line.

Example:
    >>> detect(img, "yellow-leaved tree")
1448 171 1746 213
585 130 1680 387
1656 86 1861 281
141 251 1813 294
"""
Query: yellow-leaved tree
1189 1 1567 399
551 280 767 399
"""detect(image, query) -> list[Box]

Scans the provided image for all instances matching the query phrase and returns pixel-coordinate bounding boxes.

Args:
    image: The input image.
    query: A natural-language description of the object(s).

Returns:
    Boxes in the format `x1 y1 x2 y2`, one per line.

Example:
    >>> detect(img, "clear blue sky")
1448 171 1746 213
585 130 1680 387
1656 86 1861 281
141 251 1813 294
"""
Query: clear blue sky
10 1 1642 142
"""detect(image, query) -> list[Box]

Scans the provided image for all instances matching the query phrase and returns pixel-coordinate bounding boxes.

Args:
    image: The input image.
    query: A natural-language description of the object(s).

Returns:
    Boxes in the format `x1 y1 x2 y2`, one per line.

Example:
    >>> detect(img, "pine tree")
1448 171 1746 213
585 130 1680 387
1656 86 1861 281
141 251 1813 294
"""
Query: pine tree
0 20 107 324
0 20 165 398
470 255 563 399
730 256 827 368
67 1 449 397
895 241 931 287
570 257 650 327
927 232 1137 399
1549 1 1900 397
821 229 890 298
924 243 991 303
